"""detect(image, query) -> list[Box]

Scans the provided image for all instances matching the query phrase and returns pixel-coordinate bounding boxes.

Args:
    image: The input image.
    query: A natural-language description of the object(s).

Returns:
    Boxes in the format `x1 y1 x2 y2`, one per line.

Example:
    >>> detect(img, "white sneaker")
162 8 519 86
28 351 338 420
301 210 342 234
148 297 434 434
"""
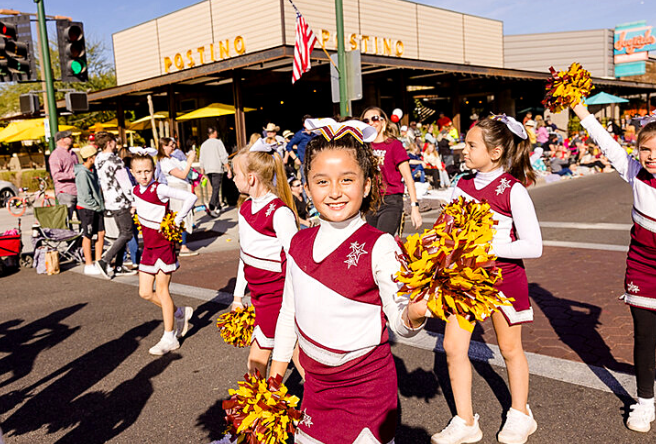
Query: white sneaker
431 414 483 444
148 336 180 355
175 306 194 338
627 402 655 433
498 405 538 444
84 265 100 275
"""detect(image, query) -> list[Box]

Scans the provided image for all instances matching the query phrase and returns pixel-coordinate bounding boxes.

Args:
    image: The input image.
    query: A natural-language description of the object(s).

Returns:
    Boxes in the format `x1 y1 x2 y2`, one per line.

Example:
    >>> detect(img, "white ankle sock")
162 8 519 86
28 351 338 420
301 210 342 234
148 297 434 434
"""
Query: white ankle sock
638 397 655 406
163 330 176 341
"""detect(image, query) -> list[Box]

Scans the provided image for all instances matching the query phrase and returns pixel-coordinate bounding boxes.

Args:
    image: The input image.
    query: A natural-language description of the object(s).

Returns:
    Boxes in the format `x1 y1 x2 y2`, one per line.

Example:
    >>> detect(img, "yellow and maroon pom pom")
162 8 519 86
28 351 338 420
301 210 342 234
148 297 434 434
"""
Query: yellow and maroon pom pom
132 213 142 233
159 211 184 243
222 371 305 443
395 196 512 332
542 62 594 114
216 305 255 348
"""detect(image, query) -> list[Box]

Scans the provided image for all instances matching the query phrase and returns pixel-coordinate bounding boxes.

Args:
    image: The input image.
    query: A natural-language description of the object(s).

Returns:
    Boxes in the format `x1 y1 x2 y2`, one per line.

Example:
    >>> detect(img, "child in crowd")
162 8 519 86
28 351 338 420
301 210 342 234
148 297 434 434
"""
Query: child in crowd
432 115 542 444
74 145 105 276
571 104 656 433
130 149 197 356
270 118 428 444
231 139 299 377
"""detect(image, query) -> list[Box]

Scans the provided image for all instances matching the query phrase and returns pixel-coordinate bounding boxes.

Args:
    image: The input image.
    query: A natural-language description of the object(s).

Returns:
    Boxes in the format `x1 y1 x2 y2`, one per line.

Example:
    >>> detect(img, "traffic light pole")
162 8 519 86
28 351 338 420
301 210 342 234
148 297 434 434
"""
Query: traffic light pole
335 0 348 117
34 0 58 153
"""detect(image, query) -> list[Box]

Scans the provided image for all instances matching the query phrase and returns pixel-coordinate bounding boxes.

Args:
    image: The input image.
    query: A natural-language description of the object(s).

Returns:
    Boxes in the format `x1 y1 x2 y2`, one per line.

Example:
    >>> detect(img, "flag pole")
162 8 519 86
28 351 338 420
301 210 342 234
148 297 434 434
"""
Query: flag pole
287 0 339 72
335 0 349 116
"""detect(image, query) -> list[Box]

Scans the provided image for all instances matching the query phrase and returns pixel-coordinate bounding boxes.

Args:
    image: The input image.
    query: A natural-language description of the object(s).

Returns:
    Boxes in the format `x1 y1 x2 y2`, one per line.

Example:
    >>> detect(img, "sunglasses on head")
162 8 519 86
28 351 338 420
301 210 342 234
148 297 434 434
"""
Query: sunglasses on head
362 115 382 124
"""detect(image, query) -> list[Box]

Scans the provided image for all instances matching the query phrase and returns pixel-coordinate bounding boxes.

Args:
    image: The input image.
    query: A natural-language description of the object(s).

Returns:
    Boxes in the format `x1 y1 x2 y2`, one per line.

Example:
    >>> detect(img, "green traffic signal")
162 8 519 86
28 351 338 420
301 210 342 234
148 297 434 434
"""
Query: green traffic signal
70 59 86 75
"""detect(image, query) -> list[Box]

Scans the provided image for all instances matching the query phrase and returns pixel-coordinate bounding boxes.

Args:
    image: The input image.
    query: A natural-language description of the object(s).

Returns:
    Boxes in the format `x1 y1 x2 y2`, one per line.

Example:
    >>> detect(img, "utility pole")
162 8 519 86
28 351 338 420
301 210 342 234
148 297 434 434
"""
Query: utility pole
335 0 348 117
34 0 58 153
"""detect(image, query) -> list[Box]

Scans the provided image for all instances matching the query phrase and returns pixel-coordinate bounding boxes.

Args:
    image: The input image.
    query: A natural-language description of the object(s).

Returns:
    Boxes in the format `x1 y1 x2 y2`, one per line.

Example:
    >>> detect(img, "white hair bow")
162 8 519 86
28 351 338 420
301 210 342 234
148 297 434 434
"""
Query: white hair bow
639 112 656 127
249 138 276 153
129 146 158 156
490 114 528 140
304 118 377 144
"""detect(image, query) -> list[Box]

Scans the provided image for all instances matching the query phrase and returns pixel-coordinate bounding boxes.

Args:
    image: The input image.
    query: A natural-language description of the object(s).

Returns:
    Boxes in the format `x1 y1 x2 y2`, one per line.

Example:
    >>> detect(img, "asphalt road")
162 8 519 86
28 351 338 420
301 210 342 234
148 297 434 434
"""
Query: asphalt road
1 172 651 444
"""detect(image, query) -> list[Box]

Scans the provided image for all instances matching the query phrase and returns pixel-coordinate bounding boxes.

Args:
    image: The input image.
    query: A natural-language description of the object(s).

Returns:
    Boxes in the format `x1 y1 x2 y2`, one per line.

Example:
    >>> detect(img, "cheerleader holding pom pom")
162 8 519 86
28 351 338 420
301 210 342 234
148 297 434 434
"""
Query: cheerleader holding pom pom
571 103 656 433
130 149 197 355
231 139 302 378
432 115 543 444
269 118 428 444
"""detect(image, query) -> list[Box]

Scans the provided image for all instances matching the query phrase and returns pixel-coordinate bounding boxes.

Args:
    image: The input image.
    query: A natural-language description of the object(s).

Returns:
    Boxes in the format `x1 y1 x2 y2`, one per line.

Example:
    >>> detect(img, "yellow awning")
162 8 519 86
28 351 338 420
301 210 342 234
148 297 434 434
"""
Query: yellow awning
176 103 256 121
128 112 169 131
0 119 78 143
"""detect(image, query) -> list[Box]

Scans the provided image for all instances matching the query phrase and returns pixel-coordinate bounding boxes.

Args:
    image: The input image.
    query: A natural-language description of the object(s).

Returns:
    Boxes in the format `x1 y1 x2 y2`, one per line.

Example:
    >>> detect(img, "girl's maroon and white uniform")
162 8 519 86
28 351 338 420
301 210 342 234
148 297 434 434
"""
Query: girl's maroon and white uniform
133 181 196 275
581 115 656 309
453 169 542 325
234 192 297 349
273 215 424 444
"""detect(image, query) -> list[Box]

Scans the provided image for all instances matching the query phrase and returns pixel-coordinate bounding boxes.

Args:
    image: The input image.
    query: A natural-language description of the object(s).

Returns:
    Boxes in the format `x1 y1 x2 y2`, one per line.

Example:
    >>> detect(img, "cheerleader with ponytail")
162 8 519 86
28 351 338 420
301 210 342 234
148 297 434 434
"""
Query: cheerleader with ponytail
431 114 543 444
231 139 301 378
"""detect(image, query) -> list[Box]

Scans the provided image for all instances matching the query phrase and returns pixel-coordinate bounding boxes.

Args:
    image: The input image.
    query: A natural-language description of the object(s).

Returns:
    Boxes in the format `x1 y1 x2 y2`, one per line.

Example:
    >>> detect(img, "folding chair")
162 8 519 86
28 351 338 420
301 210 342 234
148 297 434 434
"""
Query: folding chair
33 205 84 264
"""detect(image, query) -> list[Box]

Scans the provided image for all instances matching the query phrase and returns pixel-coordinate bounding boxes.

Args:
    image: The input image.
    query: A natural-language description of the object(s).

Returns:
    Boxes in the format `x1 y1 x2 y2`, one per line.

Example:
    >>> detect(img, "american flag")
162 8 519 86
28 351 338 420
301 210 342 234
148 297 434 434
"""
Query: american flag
292 10 317 84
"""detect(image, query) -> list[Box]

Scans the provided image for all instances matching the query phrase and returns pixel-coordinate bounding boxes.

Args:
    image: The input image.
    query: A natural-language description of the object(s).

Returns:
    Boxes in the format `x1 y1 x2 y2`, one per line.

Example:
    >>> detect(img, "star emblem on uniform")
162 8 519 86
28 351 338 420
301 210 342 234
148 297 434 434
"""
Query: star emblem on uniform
265 202 277 217
628 282 640 293
344 241 368 269
495 178 511 195
299 410 313 427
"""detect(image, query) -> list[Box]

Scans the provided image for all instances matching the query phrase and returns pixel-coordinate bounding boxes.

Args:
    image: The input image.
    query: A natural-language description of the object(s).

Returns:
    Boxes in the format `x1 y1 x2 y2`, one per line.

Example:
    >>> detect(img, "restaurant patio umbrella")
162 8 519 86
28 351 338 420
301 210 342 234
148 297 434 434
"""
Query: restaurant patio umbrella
128 112 169 131
176 103 256 121
0 119 78 143
88 119 121 133
585 92 629 105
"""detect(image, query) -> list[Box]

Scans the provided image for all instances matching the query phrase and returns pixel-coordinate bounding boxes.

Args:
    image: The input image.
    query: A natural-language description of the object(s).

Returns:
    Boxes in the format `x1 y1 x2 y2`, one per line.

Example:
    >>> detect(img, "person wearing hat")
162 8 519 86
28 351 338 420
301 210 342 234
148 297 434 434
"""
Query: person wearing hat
74 145 106 275
48 129 79 220
525 119 538 147
264 122 287 157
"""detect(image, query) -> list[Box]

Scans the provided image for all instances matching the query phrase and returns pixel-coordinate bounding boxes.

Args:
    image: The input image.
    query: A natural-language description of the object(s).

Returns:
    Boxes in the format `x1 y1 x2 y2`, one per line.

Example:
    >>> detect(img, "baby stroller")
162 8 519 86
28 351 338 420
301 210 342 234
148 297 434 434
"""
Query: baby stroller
32 205 84 264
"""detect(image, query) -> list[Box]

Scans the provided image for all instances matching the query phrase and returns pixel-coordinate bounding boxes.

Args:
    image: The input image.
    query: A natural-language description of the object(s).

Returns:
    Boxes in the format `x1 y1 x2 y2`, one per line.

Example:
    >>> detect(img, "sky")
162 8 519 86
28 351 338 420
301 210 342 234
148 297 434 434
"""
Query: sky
5 0 656 66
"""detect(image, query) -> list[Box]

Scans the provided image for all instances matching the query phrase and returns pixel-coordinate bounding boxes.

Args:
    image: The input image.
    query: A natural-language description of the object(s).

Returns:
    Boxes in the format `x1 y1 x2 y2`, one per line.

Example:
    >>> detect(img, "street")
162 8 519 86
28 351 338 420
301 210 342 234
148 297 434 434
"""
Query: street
0 172 653 443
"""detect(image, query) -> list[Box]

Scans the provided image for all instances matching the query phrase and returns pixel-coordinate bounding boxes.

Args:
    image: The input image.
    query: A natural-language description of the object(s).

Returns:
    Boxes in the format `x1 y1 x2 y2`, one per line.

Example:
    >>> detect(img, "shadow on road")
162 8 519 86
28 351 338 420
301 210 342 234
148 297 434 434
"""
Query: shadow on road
0 304 85 393
2 320 159 440
529 283 634 402
185 278 235 340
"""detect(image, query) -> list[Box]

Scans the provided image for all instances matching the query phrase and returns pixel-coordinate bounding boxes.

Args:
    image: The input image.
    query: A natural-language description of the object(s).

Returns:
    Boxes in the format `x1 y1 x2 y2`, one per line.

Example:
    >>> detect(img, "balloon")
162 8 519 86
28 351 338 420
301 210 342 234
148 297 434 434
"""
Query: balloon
391 108 403 123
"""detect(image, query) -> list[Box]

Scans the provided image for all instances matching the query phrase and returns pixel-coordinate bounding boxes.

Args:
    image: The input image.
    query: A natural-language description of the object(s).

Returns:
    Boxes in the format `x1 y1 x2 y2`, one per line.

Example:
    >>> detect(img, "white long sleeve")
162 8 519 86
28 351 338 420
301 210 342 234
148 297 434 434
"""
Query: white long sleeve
581 114 642 183
493 184 543 259
233 260 247 298
156 184 197 225
272 215 424 363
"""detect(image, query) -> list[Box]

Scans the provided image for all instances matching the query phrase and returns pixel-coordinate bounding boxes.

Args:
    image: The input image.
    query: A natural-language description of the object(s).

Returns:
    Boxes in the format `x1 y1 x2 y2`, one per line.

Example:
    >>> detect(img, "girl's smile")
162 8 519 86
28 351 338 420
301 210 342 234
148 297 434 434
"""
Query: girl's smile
307 149 371 223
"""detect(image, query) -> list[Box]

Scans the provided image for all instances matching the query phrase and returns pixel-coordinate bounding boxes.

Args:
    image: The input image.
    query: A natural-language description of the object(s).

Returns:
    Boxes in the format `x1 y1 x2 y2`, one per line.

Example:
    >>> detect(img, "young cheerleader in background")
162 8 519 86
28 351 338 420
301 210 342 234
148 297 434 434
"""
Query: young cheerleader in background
432 115 542 444
129 149 197 355
231 139 299 377
571 103 656 433
270 118 428 444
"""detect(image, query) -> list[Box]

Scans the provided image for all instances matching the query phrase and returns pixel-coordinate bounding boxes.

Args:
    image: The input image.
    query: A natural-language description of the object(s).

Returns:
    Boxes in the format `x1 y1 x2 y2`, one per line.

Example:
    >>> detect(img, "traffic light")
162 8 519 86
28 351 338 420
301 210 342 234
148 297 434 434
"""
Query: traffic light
56 20 88 82
0 19 31 82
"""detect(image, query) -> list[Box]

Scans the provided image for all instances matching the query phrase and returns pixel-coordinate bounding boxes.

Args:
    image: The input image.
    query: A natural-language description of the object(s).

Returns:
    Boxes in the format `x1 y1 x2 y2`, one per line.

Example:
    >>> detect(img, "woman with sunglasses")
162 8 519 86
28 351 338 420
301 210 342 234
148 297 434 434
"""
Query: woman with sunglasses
361 106 422 235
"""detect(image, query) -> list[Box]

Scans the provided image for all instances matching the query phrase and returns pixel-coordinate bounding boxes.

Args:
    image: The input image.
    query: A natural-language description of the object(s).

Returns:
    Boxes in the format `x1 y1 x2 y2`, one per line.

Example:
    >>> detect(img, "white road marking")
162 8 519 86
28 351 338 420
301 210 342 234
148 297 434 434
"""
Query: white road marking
540 221 632 230
542 240 629 252
389 329 641 398
77 265 641 398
